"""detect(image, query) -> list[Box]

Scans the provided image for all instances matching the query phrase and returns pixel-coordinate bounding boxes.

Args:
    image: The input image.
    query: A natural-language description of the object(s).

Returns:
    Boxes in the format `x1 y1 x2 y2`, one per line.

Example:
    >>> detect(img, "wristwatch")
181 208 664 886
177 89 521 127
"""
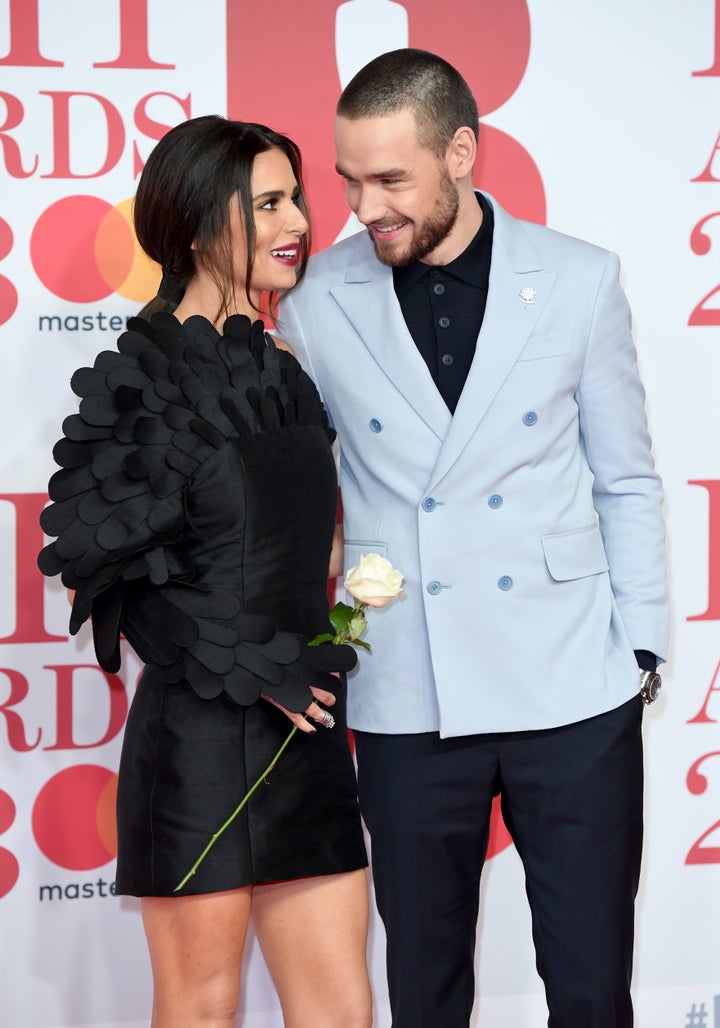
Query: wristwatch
639 669 662 704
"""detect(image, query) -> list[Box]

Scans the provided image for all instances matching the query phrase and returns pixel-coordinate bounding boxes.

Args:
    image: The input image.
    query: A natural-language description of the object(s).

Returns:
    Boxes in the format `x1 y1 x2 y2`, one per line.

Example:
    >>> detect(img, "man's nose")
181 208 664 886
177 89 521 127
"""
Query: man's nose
352 186 384 226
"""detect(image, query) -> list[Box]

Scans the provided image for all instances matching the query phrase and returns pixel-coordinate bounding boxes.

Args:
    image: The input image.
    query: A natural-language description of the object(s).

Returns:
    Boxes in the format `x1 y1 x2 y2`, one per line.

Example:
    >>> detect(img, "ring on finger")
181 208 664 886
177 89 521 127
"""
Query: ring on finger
318 710 335 729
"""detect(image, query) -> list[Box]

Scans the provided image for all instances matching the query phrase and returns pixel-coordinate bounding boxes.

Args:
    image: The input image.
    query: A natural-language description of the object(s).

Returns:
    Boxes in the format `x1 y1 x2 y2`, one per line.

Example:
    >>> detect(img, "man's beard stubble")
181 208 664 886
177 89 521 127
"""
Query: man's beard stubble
370 167 460 268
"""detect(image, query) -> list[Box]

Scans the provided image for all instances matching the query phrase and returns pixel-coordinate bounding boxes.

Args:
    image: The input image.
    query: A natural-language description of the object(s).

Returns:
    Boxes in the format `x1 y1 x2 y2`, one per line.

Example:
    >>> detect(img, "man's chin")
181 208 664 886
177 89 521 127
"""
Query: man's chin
368 231 412 268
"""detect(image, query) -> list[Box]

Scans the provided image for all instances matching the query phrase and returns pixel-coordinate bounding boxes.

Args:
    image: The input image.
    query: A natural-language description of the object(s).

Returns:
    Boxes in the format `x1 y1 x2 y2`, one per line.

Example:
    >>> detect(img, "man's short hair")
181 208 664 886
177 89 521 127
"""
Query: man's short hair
337 48 479 157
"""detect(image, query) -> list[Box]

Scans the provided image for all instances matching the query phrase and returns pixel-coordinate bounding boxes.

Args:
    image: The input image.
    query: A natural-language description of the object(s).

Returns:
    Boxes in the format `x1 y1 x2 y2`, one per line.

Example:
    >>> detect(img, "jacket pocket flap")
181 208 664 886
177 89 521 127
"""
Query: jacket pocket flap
541 525 609 581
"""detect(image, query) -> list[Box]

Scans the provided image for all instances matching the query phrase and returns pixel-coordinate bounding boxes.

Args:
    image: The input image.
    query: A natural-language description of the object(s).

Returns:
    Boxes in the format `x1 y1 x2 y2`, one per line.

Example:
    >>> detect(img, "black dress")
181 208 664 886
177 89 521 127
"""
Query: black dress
38 313 367 896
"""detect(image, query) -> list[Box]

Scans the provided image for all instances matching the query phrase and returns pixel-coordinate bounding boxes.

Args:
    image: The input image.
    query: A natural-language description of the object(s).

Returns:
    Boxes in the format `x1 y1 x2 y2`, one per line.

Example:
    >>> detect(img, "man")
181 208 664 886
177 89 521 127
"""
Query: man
278 48 668 1028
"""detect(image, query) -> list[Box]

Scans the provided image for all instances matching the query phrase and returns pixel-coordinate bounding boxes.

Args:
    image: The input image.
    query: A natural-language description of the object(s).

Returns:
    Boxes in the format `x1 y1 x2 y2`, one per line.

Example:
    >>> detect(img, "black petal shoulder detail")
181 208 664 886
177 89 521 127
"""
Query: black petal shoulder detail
38 313 340 706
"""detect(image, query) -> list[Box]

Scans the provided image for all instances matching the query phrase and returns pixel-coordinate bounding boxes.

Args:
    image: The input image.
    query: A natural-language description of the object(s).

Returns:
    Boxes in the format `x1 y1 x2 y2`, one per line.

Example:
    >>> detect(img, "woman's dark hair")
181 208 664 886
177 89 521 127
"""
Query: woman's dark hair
134 115 311 321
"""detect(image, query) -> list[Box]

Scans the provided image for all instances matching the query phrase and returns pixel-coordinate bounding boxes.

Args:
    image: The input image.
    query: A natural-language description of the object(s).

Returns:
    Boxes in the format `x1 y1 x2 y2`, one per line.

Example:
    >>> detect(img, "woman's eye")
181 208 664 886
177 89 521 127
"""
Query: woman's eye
259 199 276 211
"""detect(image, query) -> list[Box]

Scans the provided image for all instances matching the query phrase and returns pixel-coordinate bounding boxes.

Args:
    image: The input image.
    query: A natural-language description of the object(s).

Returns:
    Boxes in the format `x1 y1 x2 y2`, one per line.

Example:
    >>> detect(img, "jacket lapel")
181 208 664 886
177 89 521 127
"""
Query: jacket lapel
330 235 452 442
428 197 556 489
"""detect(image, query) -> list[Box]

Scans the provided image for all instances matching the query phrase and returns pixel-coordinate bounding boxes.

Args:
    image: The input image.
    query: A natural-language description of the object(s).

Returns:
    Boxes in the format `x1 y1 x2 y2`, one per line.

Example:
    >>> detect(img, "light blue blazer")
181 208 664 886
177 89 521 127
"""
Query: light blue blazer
278 194 669 737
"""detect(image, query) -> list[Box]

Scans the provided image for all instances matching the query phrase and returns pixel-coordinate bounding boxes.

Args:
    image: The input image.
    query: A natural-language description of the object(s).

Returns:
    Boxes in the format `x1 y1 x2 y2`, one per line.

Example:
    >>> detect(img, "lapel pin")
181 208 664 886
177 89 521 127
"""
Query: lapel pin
519 287 536 305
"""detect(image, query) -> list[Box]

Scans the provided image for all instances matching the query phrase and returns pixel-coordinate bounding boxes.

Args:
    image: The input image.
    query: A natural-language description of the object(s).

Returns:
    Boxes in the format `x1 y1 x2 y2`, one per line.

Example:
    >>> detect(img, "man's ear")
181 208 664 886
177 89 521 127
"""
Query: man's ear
447 125 477 180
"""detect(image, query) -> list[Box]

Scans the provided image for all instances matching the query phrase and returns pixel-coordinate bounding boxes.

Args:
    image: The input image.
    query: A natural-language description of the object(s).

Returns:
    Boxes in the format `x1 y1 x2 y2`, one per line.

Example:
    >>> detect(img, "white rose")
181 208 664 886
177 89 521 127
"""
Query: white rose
344 553 405 609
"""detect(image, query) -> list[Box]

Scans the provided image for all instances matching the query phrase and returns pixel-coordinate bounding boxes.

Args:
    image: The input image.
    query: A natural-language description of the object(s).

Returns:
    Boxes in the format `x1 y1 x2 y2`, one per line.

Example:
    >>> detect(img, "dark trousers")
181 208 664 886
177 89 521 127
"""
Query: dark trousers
354 694 644 1028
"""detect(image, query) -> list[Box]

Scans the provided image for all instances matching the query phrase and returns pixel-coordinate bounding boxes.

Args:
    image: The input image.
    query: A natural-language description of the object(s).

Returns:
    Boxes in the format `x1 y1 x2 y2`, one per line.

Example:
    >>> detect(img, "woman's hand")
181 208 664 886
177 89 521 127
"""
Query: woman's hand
261 685 337 733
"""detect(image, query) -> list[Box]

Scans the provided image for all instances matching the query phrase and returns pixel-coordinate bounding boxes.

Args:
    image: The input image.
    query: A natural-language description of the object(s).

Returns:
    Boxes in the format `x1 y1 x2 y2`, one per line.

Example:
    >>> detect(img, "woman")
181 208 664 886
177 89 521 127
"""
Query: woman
38 116 371 1028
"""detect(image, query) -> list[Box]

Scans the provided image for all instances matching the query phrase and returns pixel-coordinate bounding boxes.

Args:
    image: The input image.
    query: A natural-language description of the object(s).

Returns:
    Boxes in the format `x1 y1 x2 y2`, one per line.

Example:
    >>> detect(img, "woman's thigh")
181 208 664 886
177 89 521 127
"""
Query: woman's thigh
252 869 371 1027
141 887 252 1027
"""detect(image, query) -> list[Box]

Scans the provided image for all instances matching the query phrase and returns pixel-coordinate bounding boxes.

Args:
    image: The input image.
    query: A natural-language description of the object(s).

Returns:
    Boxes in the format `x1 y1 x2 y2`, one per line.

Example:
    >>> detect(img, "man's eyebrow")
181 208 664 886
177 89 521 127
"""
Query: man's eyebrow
335 166 408 179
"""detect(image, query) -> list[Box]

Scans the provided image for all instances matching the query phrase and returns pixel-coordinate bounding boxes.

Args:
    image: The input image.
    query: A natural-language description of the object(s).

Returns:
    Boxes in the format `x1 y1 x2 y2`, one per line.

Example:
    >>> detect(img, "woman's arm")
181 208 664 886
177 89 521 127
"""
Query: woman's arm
329 521 344 580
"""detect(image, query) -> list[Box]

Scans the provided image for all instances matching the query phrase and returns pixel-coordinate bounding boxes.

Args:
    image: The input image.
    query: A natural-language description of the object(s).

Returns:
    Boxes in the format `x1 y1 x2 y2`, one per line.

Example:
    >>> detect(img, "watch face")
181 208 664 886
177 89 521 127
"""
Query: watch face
641 672 662 704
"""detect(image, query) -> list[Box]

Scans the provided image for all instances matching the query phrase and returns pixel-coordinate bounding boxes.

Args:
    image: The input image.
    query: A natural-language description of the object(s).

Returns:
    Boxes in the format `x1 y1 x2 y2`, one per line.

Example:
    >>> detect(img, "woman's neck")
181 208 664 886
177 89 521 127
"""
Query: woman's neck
173 276 259 327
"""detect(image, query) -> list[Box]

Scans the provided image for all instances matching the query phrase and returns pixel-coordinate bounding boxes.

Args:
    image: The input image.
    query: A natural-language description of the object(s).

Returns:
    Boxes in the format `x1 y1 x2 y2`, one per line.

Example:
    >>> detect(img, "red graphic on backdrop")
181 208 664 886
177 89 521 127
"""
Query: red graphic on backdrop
32 765 118 871
693 0 720 76
31 195 133 300
227 0 544 256
31 197 133 303
0 791 19 898
687 480 720 621
688 213 720 327
0 0 173 70
685 751 720 865
0 493 66 646
29 197 160 303
0 217 17 326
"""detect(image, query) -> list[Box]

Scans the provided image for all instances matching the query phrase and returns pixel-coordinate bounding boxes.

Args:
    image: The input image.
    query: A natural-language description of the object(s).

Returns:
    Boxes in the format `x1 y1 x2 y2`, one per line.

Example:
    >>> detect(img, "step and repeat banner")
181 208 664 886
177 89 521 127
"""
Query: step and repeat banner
0 1 718 1025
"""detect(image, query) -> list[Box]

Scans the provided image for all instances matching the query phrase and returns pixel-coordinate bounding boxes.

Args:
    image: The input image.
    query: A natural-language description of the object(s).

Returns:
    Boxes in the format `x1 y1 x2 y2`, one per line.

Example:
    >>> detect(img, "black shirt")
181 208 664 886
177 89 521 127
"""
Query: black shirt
393 192 494 414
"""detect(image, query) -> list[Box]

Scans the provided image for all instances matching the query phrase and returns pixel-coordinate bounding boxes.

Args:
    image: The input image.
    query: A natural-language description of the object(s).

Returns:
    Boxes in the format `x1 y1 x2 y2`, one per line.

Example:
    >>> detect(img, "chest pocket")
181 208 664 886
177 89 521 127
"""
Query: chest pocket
517 331 573 362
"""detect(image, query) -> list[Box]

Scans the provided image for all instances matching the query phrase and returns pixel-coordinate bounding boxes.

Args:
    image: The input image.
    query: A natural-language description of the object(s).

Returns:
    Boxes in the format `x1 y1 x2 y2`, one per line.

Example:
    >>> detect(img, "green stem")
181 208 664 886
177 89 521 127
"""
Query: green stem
174 724 299 893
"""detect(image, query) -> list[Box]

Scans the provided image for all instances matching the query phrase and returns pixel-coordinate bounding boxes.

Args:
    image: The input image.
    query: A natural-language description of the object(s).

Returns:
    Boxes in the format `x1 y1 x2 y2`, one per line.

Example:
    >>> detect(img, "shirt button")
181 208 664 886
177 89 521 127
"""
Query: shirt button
488 494 503 509
369 418 383 433
431 269 441 279
441 353 454 366
438 316 450 329
433 283 445 295
427 580 443 595
422 497 437 512
497 576 514 591
522 410 538 426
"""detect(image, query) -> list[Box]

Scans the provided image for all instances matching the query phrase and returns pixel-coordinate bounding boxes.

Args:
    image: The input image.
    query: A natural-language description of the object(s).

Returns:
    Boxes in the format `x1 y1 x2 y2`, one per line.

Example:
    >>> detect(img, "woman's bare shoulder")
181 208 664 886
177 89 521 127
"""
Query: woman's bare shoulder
269 333 294 355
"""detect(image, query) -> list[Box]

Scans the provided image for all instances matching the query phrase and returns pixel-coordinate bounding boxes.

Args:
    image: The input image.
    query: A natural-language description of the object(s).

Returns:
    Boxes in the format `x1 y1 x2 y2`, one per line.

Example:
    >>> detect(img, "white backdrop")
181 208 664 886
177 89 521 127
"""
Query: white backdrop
0 2 718 1026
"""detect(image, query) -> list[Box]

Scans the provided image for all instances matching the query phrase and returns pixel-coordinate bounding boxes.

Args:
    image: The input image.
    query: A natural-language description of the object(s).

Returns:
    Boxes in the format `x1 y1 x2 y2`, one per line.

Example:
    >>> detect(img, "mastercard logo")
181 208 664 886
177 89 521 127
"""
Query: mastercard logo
29 194 160 306
0 766 119 898
32 765 118 872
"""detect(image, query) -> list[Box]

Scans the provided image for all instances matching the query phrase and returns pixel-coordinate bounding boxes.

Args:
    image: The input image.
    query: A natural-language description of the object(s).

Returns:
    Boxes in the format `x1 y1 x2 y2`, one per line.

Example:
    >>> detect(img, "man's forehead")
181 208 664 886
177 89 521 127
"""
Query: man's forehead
334 111 427 168
335 108 418 138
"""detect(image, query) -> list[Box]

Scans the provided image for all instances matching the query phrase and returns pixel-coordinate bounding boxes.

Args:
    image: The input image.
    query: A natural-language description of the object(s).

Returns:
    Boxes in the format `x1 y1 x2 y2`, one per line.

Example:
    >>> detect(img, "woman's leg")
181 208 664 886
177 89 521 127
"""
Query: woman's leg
141 887 252 1028
252 869 372 1027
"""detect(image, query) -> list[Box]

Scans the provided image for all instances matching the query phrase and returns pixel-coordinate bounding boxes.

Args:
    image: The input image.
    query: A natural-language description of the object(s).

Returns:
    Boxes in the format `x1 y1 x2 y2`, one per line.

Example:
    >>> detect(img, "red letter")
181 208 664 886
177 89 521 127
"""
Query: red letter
0 494 66 644
688 659 720 723
691 130 720 182
0 669 42 751
40 92 125 179
0 93 38 178
94 0 174 69
43 665 128 750
685 751 720 865
688 480 720 620
132 92 191 177
0 0 63 67
694 0 720 76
